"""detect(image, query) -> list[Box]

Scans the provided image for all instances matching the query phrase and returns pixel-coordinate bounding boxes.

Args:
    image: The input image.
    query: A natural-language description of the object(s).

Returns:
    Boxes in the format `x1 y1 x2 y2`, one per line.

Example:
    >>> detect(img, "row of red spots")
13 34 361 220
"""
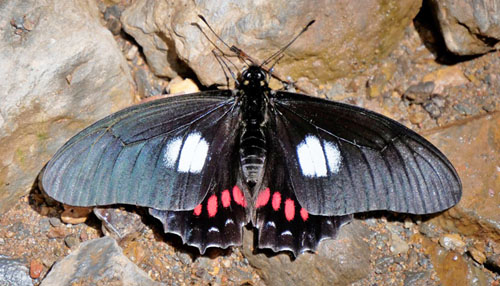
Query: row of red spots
207 195 218 217
193 186 247 217
255 188 309 222
255 187 270 208
233 186 247 207
221 189 231 208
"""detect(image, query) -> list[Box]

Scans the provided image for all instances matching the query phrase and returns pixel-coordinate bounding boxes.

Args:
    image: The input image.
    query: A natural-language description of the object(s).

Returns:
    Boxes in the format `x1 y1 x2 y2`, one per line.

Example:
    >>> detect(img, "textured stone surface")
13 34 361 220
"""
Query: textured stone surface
242 220 371 285
0 255 33 286
41 237 161 286
121 0 421 86
430 0 500 55
421 112 500 283
425 112 500 243
0 0 134 214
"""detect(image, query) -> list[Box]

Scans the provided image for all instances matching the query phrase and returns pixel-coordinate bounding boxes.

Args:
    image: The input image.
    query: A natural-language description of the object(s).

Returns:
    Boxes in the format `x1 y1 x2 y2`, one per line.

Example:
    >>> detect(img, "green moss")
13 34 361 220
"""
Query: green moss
15 148 25 165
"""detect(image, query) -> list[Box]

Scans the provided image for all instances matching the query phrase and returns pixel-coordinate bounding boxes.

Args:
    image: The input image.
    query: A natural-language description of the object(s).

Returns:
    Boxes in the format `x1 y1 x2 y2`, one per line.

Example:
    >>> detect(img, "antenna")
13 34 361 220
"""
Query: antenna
261 20 315 67
195 15 315 93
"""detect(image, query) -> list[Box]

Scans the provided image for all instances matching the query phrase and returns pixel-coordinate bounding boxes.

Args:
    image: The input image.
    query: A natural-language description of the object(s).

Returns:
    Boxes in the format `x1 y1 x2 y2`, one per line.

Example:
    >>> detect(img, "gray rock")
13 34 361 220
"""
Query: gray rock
93 207 145 240
0 0 134 214
430 0 500 55
242 220 372 285
0 255 33 286
41 236 162 286
121 0 421 85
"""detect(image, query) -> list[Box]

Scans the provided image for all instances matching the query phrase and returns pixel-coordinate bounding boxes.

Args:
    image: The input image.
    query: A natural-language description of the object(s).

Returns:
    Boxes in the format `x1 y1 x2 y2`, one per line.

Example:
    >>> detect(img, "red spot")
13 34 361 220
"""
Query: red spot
255 188 270 208
207 194 218 217
300 208 309 221
221 189 231 208
284 198 295 221
232 186 247 207
272 192 281 211
193 204 202 216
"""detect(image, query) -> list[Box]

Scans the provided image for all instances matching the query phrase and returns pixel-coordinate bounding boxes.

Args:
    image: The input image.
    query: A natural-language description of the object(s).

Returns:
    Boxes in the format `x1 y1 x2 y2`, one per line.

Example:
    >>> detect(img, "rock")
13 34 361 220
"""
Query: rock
167 77 200 95
422 65 469 94
419 234 487 286
404 81 435 103
29 259 43 279
429 0 500 55
0 0 135 215
121 0 421 85
242 220 371 285
424 113 500 245
390 231 410 255
61 206 92 224
408 104 427 124
404 271 431 285
64 234 81 249
41 237 161 286
469 246 486 264
0 255 33 286
438 233 466 254
423 100 442 118
93 207 145 240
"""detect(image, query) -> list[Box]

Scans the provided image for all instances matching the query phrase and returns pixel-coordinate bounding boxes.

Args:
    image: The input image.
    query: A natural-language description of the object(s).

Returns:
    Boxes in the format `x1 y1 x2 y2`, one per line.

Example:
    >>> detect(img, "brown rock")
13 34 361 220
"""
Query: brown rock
167 77 200 95
424 113 500 245
469 246 487 264
422 65 469 94
421 235 469 286
121 0 422 85
47 226 67 239
438 233 466 254
30 259 43 279
61 206 92 224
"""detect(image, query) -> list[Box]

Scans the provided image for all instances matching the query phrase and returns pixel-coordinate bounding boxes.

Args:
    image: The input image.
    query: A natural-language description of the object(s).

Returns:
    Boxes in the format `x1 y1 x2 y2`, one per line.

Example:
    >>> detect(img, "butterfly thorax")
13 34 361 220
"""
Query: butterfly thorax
238 66 269 189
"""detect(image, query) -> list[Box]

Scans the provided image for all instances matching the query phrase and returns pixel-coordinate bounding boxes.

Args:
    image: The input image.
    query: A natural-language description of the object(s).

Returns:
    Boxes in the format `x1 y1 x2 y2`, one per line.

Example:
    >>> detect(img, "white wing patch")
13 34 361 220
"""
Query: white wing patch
324 141 342 173
163 132 209 173
163 137 182 168
297 135 342 177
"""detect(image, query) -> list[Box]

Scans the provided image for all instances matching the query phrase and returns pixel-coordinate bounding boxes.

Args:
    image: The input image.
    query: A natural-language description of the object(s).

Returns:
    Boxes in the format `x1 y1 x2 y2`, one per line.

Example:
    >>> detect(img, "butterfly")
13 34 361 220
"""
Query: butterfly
41 18 462 256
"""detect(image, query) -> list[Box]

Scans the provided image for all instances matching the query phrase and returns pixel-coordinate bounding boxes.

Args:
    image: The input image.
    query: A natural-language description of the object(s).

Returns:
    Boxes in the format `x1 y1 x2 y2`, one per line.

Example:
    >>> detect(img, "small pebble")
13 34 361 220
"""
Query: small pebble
404 81 435 103
61 205 92 224
49 217 62 227
423 101 441 118
64 234 80 249
409 105 426 124
469 247 486 264
29 259 43 279
438 233 466 253
125 45 138 61
168 77 200 95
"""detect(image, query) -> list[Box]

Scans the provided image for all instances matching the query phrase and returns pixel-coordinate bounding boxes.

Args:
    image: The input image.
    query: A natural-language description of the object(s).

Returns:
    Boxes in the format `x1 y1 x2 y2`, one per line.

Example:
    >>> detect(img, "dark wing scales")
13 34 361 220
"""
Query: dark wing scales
253 122 351 255
270 91 461 216
42 91 241 211
149 110 251 253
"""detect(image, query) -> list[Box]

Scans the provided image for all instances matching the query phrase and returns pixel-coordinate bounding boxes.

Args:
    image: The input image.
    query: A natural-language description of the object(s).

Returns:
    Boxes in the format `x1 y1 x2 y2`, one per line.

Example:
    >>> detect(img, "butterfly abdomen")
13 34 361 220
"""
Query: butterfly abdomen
239 125 267 186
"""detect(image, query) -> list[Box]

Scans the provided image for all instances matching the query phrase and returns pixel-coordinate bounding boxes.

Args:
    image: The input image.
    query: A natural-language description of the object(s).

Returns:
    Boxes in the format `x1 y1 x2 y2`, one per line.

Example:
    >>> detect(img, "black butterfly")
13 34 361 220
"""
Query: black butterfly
41 20 461 256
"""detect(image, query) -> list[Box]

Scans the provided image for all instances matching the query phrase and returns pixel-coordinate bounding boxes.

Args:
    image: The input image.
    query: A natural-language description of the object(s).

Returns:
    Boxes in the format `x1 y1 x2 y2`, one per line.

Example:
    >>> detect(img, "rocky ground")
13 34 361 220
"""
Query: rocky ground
0 0 499 285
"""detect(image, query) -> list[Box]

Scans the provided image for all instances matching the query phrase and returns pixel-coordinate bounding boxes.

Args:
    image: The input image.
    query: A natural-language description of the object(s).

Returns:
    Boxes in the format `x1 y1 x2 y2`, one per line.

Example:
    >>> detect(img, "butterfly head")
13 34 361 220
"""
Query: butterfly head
239 65 268 89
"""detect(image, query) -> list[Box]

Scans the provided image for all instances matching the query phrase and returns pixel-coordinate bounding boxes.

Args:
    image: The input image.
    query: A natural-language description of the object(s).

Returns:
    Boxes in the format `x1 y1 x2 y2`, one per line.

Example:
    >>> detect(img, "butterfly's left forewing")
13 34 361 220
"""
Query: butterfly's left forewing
42 91 245 212
269 91 461 217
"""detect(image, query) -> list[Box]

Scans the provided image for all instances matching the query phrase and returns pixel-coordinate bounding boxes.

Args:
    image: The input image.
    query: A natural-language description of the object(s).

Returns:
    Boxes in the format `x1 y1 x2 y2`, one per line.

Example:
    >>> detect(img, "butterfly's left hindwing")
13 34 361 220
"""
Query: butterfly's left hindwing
269 91 462 216
42 91 244 212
